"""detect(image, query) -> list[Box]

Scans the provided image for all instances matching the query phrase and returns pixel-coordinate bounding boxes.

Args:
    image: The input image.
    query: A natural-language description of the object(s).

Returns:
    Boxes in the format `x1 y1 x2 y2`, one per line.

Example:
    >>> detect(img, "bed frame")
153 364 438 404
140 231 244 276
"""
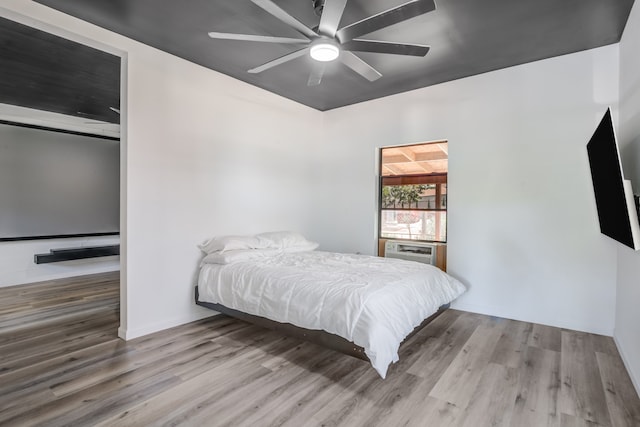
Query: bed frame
195 286 449 361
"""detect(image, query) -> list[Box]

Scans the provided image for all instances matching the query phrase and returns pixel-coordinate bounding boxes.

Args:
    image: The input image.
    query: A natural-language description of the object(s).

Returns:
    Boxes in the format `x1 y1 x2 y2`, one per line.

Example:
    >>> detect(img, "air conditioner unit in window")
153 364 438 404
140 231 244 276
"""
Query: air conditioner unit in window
384 240 437 265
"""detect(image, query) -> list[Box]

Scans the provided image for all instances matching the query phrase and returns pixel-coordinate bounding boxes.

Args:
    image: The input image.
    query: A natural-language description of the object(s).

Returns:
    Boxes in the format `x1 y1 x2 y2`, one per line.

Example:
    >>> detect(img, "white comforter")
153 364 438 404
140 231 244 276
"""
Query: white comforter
197 251 466 378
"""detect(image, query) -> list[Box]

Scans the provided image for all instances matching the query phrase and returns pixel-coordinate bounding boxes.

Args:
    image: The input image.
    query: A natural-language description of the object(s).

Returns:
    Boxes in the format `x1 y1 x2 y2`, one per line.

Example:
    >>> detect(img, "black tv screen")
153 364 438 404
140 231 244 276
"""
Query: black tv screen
0 121 120 241
586 108 639 250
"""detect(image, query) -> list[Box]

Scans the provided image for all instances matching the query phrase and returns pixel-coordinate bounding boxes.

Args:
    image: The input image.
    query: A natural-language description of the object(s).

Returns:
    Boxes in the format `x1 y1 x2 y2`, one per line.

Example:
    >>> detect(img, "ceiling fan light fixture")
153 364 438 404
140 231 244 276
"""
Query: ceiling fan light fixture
310 42 339 62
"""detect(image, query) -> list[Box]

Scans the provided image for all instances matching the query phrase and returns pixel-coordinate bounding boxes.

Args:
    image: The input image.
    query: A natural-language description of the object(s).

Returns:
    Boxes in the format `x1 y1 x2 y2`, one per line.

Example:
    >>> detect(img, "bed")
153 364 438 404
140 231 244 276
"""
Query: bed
195 232 466 378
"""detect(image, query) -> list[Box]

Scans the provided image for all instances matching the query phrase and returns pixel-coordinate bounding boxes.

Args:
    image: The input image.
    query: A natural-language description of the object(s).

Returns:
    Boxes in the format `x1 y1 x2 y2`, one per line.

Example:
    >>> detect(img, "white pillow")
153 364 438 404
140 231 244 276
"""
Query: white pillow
201 248 280 265
198 235 266 254
282 241 319 253
256 231 317 250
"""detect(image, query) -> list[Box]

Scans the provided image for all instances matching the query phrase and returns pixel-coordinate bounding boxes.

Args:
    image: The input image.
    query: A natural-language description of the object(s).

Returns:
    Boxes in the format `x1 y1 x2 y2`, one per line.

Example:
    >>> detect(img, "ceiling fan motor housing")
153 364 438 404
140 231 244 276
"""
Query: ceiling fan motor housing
312 0 325 17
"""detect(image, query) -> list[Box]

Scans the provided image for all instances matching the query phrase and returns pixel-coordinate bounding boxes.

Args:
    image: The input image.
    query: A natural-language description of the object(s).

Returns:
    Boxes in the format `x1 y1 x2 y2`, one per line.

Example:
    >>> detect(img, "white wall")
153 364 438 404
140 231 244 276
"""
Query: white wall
124 49 322 338
616 0 640 394
0 104 120 288
315 46 620 336
1 1 323 339
0 236 119 288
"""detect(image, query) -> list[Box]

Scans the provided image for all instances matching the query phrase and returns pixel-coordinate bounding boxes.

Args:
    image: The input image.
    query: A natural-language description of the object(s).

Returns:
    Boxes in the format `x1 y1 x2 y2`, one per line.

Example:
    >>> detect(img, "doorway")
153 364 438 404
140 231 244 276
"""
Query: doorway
0 10 127 334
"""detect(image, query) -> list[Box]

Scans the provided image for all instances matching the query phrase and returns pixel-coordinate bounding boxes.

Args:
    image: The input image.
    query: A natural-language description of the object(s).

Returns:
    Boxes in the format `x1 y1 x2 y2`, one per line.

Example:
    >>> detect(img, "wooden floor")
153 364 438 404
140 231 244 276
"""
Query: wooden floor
1 274 639 426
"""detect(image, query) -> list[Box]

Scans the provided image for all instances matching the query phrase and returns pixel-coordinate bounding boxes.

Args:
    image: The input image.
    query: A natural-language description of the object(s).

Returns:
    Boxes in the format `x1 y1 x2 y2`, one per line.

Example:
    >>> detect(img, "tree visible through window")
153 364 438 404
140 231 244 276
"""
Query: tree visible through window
379 142 448 242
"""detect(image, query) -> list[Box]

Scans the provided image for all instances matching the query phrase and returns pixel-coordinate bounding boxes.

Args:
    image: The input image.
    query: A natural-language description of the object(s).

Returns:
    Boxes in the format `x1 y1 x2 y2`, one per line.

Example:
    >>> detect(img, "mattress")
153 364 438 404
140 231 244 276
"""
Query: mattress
197 250 466 378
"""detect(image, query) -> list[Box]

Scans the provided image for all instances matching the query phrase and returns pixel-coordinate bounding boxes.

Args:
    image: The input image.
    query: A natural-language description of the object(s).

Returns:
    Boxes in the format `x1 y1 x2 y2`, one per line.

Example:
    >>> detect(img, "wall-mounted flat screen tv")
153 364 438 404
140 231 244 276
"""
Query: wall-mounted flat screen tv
0 120 119 241
586 108 640 250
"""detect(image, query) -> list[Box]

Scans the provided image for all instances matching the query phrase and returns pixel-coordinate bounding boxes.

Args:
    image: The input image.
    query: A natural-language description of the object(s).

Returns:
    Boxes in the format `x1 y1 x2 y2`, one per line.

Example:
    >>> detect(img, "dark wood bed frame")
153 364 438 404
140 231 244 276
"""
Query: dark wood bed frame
195 286 449 361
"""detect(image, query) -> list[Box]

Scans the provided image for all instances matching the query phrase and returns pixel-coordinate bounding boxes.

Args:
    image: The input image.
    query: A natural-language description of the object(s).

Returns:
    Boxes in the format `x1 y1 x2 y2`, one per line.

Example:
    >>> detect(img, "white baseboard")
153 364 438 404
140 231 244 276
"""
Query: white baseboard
451 301 614 337
117 308 214 340
613 335 640 397
117 326 127 340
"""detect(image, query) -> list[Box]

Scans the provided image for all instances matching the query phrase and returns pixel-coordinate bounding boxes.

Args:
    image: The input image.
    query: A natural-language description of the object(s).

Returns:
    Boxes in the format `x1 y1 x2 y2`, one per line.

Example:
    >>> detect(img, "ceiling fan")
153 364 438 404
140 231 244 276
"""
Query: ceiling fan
208 0 436 86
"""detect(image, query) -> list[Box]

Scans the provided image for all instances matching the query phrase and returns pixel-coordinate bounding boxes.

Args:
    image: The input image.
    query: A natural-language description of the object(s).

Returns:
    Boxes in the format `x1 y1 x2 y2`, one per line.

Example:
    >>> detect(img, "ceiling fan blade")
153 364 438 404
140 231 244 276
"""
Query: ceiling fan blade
109 107 121 114
336 0 436 43
340 52 382 81
343 39 430 56
251 0 317 39
318 0 348 37
248 47 310 74
208 32 310 44
307 64 326 86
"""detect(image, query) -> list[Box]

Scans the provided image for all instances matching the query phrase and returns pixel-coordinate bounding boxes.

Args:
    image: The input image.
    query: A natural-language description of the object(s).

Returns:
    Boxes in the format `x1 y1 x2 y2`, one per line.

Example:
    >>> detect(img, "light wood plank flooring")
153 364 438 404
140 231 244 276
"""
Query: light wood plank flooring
1 273 639 426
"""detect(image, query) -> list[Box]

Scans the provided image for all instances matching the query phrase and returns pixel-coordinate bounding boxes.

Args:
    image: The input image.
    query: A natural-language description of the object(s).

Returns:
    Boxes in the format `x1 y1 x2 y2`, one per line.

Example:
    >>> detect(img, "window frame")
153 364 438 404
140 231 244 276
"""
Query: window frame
378 172 448 244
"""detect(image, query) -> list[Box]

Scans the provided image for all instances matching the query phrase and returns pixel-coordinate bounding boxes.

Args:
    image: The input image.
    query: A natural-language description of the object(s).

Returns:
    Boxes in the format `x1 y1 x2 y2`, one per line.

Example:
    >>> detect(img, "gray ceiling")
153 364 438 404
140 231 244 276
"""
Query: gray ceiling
27 0 637 111
0 16 120 123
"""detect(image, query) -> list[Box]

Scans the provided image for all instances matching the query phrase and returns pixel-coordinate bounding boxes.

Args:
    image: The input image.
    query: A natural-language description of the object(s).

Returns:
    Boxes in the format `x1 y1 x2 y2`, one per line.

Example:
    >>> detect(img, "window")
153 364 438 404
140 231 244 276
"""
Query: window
379 142 448 243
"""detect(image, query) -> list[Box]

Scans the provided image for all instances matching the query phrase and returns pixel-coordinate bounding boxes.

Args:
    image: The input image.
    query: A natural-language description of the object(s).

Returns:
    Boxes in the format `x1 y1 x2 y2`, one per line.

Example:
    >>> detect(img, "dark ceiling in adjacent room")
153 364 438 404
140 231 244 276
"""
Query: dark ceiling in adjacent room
0 16 120 124
25 0 638 111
